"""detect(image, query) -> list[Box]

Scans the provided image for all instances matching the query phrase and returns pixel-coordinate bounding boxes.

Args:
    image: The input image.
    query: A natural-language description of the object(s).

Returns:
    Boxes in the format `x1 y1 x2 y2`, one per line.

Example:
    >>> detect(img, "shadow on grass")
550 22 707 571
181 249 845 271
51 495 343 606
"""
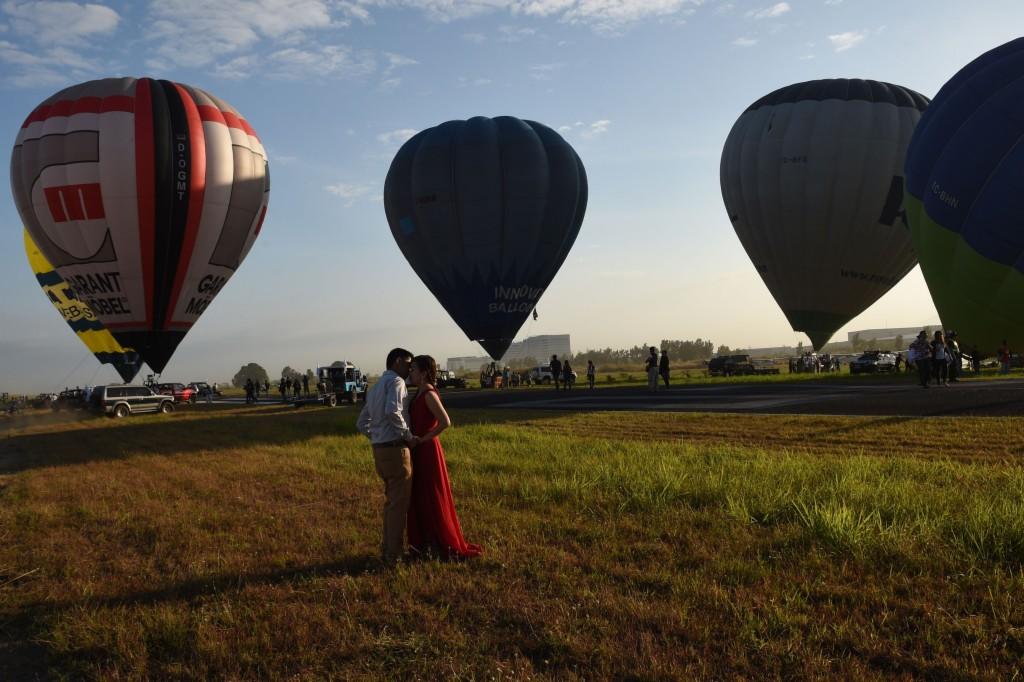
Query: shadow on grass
0 552 382 679
0 405 361 475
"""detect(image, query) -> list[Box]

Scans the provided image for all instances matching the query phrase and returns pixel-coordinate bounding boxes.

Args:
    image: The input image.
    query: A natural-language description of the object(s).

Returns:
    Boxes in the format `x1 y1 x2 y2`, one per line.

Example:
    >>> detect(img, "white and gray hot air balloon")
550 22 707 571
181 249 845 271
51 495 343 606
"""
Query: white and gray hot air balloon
720 79 929 349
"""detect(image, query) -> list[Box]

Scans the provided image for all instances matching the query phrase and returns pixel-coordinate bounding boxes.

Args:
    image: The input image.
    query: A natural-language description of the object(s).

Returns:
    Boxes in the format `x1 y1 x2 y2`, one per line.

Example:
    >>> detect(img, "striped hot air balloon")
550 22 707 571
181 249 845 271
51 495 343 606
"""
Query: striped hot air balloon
905 38 1024 354
23 228 142 383
384 116 587 360
10 78 270 373
721 79 929 349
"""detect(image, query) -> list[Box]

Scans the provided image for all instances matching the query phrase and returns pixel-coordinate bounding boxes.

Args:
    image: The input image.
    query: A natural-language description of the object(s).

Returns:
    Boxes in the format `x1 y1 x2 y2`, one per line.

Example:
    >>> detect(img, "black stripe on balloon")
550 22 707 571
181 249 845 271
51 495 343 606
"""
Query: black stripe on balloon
66 318 106 333
150 80 191 331
34 271 64 287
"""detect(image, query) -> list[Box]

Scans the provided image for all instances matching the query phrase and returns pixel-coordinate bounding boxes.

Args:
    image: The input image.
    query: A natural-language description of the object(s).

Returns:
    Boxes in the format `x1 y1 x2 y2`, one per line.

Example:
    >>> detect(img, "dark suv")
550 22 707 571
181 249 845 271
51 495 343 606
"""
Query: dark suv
92 385 175 418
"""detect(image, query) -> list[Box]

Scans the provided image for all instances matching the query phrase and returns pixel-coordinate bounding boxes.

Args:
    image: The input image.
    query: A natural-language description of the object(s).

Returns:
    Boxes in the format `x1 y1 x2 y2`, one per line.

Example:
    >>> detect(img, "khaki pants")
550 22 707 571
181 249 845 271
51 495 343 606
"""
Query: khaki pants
373 446 412 563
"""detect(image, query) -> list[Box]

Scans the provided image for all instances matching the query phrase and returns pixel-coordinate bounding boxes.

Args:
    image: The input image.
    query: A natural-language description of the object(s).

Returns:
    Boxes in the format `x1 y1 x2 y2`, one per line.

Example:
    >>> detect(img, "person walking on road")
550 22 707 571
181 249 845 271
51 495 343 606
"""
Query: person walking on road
947 332 961 383
356 348 419 567
586 360 596 390
910 331 932 388
563 359 574 391
550 354 562 391
302 374 310 397
999 340 1011 374
931 330 949 386
659 349 670 389
645 346 659 392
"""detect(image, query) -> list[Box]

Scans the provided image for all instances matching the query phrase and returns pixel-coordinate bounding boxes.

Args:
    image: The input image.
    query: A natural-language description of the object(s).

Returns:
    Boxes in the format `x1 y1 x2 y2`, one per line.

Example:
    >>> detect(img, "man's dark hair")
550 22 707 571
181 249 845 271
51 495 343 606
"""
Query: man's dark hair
386 347 413 369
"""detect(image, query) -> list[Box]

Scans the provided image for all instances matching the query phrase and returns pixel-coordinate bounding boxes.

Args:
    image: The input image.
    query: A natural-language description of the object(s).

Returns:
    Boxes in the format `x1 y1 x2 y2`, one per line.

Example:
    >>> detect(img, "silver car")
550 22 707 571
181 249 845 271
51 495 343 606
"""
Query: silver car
93 385 175 418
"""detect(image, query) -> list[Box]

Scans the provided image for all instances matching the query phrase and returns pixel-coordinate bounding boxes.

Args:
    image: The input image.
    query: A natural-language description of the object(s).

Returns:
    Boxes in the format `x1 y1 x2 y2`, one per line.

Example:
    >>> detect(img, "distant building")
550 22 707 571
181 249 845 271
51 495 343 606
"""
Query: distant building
847 325 942 344
502 334 571 364
446 356 491 372
446 334 572 371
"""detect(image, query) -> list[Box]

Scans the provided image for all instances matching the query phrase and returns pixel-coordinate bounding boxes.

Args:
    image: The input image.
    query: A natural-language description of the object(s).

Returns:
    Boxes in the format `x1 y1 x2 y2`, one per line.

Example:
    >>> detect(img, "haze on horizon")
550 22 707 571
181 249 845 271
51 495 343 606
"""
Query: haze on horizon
0 0 1020 393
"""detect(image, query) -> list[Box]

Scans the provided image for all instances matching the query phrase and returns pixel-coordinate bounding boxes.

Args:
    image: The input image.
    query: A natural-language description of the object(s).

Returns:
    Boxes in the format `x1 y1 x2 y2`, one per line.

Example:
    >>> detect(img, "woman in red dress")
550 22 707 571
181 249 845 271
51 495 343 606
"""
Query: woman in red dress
406 355 482 559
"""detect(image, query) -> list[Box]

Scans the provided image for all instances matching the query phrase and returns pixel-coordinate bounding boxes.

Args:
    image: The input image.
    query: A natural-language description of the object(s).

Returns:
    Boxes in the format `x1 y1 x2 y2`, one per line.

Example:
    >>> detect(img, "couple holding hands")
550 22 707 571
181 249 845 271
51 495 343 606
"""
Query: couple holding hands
357 348 481 566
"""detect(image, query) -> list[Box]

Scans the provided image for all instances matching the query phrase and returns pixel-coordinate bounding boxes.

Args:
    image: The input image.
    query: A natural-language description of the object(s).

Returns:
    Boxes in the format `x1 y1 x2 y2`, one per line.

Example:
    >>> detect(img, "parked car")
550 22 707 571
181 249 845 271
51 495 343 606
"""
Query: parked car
92 385 175 418
850 350 897 374
187 381 218 398
154 382 197 404
528 365 554 384
436 370 467 389
51 388 88 411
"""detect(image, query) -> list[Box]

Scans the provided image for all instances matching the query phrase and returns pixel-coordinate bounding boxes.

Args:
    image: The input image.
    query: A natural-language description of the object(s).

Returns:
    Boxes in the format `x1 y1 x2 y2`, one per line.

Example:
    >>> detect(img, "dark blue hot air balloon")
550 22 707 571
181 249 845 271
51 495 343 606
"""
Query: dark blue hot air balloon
384 116 587 359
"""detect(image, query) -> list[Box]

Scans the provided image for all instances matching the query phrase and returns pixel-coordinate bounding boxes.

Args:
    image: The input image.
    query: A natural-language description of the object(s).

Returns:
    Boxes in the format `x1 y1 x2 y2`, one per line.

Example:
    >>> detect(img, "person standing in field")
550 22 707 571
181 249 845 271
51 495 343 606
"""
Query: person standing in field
646 346 659 392
999 340 1011 374
357 347 420 567
586 360 596 389
563 359 574 391
406 354 481 561
550 354 562 391
947 331 961 383
910 331 932 388
302 374 309 397
931 330 949 386
279 378 287 401
659 349 670 388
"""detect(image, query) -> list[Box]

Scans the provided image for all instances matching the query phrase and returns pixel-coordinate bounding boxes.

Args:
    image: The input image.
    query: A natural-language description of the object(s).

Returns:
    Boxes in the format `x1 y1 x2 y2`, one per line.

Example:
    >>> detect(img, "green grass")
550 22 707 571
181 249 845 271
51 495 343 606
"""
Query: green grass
2 405 1023 678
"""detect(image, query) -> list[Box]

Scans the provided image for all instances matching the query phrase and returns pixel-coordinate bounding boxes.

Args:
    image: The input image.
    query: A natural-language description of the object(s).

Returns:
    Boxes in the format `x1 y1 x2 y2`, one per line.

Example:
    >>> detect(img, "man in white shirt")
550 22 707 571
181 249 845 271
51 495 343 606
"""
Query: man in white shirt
357 347 419 566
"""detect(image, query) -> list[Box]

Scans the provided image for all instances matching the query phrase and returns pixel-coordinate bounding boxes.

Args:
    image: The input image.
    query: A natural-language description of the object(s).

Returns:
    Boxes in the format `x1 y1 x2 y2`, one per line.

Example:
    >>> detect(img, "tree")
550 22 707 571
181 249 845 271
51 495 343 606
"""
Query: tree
232 363 269 388
894 334 905 351
280 366 302 381
716 344 732 356
305 369 315 384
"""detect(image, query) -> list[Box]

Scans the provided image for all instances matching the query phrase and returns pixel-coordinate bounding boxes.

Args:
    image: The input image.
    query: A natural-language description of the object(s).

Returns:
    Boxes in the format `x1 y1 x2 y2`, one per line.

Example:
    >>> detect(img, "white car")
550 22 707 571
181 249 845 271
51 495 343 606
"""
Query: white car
529 366 554 384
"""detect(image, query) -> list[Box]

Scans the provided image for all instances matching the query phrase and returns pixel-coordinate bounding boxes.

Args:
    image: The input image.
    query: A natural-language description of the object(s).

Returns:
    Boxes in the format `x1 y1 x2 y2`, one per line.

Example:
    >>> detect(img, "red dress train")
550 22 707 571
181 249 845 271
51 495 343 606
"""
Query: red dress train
407 387 482 559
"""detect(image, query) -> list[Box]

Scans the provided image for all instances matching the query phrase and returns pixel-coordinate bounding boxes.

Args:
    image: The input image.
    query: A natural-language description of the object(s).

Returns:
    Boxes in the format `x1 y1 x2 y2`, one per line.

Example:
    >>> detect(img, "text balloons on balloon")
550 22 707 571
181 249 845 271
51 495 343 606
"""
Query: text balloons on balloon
10 77 270 373
720 79 929 349
384 116 587 360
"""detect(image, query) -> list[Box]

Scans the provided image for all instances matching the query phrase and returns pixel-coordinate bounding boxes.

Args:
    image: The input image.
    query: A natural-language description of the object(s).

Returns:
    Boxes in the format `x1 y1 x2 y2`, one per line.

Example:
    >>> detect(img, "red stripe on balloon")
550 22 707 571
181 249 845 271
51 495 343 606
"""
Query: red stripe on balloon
197 105 259 140
164 83 207 327
21 96 134 127
254 204 267 237
135 78 156 329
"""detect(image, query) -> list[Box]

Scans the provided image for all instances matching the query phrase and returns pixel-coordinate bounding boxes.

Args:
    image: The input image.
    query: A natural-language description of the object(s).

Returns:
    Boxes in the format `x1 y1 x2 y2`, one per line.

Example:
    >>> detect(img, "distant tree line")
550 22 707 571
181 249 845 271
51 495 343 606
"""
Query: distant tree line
570 338 715 365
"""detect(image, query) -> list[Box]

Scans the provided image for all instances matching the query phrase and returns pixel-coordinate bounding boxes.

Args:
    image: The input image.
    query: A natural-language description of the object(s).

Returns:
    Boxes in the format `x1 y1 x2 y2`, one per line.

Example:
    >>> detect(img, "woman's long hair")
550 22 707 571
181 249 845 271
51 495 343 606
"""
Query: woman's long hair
413 354 437 385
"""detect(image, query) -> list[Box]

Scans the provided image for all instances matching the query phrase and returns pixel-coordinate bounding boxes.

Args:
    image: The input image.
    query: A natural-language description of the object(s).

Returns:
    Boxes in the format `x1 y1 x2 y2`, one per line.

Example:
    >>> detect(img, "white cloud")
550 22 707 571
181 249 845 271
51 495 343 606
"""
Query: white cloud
384 51 417 71
462 31 486 43
732 36 757 47
267 44 376 79
146 0 335 68
581 119 610 138
324 182 374 206
829 29 865 52
0 38 105 86
378 76 401 89
3 1 119 44
498 24 535 41
377 128 418 145
746 2 789 19
529 61 563 80
358 0 702 31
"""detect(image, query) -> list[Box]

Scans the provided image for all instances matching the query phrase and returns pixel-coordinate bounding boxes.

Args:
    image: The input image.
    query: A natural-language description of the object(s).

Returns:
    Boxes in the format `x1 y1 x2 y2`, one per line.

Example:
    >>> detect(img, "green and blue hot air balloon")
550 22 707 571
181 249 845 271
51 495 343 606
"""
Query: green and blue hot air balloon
905 37 1024 355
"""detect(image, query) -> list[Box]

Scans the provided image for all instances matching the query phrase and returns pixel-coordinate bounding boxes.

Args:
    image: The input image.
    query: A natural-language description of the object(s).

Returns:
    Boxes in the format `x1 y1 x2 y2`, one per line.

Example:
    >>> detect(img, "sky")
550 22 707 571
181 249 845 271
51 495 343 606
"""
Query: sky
0 0 1022 392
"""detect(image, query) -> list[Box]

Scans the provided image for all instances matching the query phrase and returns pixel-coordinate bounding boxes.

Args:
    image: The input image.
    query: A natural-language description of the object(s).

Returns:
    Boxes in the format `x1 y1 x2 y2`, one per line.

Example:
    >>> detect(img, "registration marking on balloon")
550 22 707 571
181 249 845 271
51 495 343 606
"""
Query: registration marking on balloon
489 285 544 314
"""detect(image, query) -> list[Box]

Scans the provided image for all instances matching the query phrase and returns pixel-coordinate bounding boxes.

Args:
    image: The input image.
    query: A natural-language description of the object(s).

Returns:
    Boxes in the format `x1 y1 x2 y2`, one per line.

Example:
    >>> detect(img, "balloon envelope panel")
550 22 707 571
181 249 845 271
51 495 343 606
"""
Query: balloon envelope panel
721 79 928 349
10 78 270 373
23 229 142 383
905 38 1024 354
384 116 587 360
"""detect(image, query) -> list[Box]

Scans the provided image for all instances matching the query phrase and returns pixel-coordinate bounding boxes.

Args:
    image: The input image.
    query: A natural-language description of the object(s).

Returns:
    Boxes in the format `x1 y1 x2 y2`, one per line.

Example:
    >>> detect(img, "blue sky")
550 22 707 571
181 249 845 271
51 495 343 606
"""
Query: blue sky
1 0 1022 391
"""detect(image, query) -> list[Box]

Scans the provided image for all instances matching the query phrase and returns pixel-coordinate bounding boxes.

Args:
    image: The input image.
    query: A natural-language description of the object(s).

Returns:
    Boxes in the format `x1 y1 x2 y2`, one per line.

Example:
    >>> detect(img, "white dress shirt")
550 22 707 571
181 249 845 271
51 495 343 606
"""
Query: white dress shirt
356 369 412 444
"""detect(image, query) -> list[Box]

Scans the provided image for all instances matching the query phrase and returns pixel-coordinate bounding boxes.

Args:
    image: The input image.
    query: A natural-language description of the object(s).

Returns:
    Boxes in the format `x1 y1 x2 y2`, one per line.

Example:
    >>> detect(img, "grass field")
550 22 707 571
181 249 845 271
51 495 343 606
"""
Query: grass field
2 403 1023 679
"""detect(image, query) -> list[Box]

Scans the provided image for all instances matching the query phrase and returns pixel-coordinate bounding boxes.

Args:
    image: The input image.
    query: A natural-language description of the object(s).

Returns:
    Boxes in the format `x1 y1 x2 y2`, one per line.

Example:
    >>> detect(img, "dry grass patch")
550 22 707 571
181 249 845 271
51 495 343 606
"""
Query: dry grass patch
1 406 1023 679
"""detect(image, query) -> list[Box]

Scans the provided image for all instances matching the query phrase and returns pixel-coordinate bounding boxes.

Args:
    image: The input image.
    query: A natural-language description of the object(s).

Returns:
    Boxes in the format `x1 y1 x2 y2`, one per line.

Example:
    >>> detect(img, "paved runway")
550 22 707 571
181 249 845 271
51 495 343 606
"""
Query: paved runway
209 378 1024 417
437 378 1024 417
